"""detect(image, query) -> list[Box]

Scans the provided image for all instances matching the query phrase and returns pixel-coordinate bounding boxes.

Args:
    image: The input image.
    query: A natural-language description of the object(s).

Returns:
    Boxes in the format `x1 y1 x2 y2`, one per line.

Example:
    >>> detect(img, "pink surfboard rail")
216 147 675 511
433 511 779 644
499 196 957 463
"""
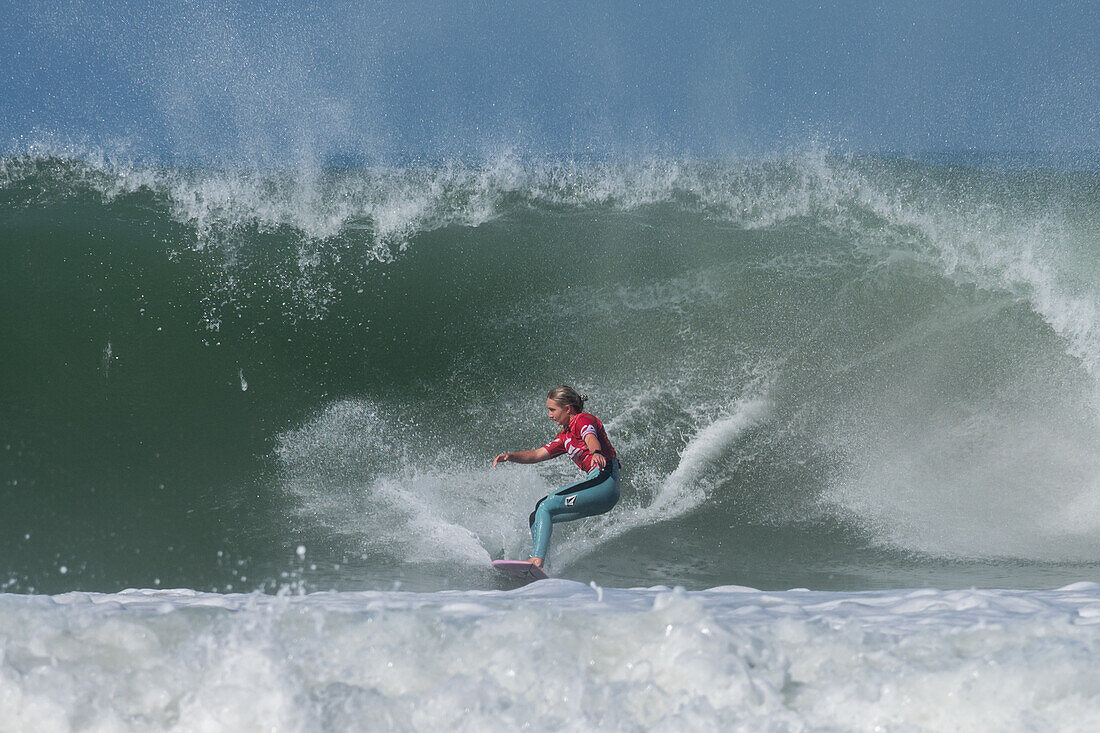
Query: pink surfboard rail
491 560 549 581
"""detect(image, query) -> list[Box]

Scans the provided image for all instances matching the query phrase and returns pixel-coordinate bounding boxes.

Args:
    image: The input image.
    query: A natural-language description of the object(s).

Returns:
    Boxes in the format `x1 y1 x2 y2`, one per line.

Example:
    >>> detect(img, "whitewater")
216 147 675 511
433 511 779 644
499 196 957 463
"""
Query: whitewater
5 582 1100 731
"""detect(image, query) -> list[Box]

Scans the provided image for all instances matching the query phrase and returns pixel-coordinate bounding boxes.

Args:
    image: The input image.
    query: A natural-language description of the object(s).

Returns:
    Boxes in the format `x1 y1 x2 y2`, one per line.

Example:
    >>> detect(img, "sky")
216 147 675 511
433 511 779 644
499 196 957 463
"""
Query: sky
2 0 1098 163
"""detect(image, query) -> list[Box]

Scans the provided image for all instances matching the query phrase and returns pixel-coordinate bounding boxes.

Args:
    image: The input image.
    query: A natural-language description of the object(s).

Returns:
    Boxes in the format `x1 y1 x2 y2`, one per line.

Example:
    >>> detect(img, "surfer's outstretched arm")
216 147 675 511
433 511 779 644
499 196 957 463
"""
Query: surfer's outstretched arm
492 447 551 467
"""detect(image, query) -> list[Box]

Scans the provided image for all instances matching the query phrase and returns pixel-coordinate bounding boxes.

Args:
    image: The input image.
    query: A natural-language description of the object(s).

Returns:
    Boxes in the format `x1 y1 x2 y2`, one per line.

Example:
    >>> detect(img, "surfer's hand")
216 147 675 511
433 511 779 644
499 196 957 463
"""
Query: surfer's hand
591 453 606 469
493 452 510 467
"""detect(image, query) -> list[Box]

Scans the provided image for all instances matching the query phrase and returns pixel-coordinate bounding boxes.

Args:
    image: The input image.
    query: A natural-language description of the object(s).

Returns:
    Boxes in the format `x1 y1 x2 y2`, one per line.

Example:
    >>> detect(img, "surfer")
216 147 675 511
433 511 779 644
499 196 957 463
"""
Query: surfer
492 386 620 569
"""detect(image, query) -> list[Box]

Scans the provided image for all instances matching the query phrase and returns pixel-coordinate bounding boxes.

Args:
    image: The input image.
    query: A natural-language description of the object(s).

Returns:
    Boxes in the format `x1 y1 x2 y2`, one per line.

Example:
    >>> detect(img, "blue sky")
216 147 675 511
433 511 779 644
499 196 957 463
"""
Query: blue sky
2 1 1097 163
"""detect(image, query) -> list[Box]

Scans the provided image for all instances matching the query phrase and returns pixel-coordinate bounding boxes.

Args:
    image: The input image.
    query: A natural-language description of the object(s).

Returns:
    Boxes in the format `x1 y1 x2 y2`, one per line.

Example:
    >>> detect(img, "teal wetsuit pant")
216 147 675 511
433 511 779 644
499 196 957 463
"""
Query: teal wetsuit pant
529 460 620 560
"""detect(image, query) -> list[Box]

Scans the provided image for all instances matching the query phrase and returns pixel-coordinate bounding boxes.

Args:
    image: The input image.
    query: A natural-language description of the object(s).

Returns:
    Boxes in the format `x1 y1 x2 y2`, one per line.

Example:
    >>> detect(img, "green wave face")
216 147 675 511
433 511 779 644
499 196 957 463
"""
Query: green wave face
3 152 1100 593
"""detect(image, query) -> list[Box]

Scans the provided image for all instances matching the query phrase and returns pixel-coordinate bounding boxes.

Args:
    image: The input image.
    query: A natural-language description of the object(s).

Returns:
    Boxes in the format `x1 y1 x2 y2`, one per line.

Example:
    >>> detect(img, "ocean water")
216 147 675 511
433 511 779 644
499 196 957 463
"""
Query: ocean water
3 148 1100 729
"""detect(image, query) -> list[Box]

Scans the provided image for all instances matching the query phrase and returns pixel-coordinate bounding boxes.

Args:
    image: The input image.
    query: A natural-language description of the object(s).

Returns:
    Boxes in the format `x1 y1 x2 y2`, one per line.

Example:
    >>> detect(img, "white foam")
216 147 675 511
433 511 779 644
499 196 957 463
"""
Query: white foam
4 582 1100 731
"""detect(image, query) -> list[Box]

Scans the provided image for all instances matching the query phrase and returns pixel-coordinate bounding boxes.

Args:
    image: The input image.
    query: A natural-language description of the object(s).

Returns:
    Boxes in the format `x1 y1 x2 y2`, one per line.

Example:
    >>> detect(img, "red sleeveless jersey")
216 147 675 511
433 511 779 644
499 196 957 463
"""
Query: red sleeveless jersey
542 413 617 473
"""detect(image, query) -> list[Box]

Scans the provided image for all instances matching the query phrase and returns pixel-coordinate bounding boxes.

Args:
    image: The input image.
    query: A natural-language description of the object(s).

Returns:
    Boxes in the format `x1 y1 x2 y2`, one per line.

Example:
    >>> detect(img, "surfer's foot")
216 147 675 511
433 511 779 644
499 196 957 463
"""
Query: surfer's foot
528 557 544 569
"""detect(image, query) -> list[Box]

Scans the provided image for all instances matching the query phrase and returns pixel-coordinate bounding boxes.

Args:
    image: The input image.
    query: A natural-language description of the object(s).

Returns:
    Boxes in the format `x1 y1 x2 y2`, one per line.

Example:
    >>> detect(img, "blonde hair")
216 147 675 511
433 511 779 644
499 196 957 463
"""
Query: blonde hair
547 385 588 413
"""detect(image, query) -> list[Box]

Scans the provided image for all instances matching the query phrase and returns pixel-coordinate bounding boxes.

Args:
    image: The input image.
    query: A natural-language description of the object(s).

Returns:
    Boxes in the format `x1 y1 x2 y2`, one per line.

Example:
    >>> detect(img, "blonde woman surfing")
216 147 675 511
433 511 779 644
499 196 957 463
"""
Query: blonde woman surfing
493 386 620 569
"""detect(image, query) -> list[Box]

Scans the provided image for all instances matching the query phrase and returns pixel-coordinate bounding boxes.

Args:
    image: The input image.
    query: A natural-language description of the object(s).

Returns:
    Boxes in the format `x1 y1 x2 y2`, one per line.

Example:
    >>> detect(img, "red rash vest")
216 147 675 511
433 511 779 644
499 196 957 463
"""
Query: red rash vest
542 413 617 473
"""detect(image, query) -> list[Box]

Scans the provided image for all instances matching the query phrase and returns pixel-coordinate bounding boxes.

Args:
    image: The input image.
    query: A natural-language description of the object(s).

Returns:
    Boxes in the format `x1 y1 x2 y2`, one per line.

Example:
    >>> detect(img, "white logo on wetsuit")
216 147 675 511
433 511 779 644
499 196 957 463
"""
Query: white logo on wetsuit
564 495 577 507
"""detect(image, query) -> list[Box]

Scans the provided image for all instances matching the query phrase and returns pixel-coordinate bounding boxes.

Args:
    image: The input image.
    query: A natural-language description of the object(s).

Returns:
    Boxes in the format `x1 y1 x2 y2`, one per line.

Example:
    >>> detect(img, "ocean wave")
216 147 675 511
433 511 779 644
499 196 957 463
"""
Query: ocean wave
4 147 1100 585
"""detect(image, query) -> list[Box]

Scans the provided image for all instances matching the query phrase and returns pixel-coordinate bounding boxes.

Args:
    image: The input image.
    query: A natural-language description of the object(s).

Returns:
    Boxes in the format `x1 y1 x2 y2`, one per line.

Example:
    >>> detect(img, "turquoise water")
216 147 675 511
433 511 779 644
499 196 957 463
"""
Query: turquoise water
2 151 1099 594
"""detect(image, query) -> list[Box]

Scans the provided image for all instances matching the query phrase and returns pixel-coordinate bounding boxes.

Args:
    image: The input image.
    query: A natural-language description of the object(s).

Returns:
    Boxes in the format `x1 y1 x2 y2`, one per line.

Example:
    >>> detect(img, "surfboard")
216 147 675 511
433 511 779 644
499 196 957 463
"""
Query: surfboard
491 560 548 581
